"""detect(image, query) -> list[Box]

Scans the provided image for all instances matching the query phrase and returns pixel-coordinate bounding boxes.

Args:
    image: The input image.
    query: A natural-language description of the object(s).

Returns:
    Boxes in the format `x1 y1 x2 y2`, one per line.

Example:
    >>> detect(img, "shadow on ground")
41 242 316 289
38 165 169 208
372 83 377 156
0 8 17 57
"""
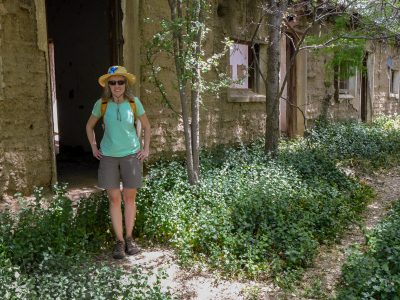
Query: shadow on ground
56 145 102 202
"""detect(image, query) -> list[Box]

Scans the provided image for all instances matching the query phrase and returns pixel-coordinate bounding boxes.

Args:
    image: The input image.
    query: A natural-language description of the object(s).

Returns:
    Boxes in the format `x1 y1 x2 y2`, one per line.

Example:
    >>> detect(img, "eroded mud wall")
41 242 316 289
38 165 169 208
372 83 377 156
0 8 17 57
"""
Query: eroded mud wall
370 42 400 116
305 25 400 127
138 0 267 160
0 0 54 197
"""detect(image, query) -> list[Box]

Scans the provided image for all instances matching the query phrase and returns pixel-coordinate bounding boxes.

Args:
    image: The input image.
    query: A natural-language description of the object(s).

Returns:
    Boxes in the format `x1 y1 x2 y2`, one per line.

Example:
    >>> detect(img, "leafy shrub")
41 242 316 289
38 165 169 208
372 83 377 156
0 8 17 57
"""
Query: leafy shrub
0 250 174 300
135 138 372 277
136 115 400 278
0 185 112 270
0 185 175 299
309 114 400 167
335 200 400 299
3 114 400 293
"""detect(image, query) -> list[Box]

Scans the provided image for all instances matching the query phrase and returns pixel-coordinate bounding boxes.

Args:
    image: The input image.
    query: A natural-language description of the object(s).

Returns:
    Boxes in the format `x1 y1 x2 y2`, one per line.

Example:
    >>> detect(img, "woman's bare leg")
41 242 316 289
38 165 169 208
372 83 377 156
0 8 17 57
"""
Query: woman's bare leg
107 188 124 241
122 188 137 238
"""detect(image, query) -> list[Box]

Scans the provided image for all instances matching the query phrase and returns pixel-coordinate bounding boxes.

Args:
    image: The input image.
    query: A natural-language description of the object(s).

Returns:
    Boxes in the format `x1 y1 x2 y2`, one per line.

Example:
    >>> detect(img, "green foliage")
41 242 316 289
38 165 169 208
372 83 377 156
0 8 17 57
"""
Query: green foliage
309 115 400 168
3 115 400 295
0 185 112 270
335 200 400 299
323 39 366 80
143 0 232 111
304 10 368 81
302 0 400 81
306 31 366 81
134 114 400 279
0 252 174 300
0 185 175 299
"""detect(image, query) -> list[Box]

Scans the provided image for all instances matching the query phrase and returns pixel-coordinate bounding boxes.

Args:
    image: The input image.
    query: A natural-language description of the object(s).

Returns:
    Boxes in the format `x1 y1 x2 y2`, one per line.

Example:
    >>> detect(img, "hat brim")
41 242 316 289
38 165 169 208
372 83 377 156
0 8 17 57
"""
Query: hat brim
98 73 136 87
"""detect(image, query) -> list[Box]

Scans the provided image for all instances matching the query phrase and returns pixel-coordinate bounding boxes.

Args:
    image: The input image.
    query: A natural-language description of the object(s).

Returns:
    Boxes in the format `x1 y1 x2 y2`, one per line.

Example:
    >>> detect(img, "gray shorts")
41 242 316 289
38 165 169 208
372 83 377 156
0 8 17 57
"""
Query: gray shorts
98 153 143 190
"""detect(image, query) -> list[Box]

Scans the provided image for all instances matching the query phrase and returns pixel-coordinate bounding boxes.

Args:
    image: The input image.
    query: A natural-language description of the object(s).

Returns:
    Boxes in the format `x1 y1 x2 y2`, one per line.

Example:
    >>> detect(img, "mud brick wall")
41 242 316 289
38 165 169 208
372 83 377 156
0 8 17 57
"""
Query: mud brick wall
305 28 400 128
305 23 363 128
370 42 400 116
139 0 267 160
0 0 54 198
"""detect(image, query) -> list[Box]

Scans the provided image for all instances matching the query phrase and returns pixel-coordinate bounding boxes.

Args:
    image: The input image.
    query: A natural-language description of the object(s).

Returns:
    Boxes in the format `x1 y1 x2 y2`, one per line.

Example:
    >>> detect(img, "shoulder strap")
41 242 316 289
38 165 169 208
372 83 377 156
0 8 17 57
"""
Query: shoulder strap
128 98 136 117
101 98 136 127
101 99 108 125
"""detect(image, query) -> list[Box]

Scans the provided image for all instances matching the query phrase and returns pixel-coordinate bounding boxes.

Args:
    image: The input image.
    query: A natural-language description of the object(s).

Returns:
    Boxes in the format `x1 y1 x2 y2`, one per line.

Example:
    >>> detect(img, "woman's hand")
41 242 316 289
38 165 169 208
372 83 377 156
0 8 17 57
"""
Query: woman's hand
93 148 103 160
136 149 149 161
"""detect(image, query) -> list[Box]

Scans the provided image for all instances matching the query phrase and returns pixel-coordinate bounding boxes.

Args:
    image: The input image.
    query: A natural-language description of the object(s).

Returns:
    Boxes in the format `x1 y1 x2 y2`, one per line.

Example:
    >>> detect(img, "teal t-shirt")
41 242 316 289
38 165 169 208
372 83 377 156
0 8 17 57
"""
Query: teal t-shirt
92 97 145 157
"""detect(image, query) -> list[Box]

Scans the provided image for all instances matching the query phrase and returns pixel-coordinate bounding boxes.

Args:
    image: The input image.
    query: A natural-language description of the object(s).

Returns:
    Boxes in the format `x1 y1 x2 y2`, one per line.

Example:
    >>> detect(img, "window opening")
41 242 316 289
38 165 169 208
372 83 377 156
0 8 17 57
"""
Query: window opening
339 65 350 94
389 68 399 96
230 43 249 89
228 41 265 102
229 42 259 89
339 79 349 94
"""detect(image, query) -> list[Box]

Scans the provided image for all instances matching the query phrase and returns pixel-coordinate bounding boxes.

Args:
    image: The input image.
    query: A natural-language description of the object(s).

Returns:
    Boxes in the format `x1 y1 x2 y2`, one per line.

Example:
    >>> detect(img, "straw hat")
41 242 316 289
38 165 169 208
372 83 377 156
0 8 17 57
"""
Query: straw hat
98 66 136 87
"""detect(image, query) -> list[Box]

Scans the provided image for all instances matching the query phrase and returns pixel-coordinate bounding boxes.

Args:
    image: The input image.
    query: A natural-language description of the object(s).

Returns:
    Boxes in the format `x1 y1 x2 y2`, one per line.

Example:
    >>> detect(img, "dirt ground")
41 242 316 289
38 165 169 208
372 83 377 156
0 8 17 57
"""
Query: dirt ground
2 157 398 299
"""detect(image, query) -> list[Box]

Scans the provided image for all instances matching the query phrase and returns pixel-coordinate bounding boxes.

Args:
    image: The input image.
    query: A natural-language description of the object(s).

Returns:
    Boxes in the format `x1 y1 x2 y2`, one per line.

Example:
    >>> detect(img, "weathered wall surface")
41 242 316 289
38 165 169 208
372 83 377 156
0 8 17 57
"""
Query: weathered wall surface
305 23 360 128
305 27 400 128
0 0 54 198
306 51 362 124
369 42 400 116
138 0 267 160
2 0 400 197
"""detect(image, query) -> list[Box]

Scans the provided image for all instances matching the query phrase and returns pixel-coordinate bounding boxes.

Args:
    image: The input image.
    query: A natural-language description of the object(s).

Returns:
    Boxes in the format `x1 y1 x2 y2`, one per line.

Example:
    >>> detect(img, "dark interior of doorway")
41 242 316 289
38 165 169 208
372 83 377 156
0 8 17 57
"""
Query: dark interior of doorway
361 53 368 122
285 34 297 139
46 0 122 189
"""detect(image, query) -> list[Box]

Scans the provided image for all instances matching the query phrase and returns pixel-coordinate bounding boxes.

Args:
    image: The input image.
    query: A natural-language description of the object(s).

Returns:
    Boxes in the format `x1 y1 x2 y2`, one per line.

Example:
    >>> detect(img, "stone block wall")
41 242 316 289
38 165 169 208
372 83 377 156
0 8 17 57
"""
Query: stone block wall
0 0 54 197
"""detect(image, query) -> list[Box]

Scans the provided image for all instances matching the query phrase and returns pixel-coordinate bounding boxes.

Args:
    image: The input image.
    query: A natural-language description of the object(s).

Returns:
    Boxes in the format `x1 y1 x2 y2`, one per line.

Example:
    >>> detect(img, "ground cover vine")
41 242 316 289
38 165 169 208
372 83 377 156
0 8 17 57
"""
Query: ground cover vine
2 114 400 297
0 186 175 299
335 199 400 299
135 115 400 280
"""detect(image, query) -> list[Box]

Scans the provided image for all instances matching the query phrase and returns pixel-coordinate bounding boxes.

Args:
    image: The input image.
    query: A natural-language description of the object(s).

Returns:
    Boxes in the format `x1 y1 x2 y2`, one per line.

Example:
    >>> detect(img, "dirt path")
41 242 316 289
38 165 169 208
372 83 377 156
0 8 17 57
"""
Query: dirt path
94 165 400 300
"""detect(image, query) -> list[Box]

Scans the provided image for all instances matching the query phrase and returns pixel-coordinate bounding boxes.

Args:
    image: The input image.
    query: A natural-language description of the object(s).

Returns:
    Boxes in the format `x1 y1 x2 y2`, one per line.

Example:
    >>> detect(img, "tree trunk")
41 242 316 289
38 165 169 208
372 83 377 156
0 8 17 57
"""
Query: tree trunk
264 0 287 154
189 0 203 185
181 89 198 185
169 0 199 185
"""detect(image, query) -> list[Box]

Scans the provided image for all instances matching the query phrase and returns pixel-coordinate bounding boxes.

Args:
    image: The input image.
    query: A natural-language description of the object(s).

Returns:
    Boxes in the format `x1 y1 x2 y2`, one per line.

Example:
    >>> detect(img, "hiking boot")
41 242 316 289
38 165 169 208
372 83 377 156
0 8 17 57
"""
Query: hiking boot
113 240 125 259
125 237 140 255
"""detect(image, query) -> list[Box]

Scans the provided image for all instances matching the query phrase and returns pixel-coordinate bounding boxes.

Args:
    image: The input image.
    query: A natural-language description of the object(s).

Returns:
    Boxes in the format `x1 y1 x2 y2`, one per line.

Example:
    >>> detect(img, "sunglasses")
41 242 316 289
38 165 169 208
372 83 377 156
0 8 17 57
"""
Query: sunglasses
108 80 126 86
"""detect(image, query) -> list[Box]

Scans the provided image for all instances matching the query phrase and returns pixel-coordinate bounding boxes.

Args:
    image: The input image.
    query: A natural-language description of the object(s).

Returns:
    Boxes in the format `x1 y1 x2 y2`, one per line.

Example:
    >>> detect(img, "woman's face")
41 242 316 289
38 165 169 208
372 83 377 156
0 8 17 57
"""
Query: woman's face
108 75 126 99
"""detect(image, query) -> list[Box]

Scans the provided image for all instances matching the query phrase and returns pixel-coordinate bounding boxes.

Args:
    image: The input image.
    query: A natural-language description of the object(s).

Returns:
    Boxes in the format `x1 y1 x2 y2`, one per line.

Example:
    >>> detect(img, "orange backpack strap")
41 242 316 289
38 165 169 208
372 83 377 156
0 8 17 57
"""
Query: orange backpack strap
100 99 108 124
101 98 136 129
128 98 136 117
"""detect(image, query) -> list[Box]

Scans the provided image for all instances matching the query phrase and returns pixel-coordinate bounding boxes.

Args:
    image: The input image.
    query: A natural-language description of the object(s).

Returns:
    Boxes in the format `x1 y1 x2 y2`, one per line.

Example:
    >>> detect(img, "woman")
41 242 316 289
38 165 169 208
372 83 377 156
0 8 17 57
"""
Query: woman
86 66 150 259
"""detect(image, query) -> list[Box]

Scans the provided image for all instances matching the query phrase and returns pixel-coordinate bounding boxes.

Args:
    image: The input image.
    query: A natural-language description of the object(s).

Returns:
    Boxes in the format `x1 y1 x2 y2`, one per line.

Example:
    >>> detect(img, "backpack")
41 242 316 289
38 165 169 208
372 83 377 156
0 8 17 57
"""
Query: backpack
100 98 137 130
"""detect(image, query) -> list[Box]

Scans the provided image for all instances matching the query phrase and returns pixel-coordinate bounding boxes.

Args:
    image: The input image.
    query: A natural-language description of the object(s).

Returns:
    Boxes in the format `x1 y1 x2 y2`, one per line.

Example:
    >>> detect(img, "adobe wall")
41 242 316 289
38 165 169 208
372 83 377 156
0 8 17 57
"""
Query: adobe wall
304 26 400 128
0 0 54 198
368 42 400 116
137 0 267 160
305 24 360 128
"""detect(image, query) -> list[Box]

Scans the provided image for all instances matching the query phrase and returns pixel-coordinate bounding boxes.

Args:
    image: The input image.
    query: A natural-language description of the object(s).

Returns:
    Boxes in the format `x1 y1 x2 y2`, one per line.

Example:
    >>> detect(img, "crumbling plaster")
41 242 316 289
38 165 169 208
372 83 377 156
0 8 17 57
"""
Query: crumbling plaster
1 0 400 198
0 0 54 198
137 0 267 160
370 41 400 117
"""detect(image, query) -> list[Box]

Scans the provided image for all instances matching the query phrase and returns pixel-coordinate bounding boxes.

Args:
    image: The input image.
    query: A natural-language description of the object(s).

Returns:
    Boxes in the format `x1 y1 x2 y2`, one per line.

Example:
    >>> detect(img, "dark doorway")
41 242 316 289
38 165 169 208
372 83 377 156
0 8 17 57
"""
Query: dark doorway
46 0 123 188
286 34 297 139
361 53 368 122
